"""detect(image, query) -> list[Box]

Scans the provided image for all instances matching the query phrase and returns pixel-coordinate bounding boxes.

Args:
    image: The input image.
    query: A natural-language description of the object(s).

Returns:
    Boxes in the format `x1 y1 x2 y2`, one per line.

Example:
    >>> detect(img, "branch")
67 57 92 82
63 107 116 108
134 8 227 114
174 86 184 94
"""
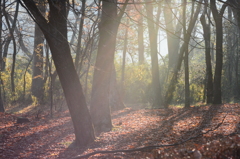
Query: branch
117 0 130 21
19 0 48 31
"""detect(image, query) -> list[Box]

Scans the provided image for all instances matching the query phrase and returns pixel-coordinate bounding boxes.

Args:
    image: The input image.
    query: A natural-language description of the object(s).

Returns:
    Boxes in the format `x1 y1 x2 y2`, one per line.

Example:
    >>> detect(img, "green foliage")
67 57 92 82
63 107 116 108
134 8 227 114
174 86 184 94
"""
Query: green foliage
1 57 32 104
115 62 152 104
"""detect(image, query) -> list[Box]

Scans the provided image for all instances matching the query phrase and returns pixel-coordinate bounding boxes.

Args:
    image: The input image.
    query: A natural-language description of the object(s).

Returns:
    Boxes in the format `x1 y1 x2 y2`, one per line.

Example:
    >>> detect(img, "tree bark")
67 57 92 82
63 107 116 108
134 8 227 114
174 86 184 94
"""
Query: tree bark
183 0 190 108
200 2 213 104
145 0 163 108
120 19 128 101
75 0 86 73
21 0 95 147
0 0 4 112
210 0 227 104
90 0 128 134
31 3 45 103
138 14 144 65
90 0 118 133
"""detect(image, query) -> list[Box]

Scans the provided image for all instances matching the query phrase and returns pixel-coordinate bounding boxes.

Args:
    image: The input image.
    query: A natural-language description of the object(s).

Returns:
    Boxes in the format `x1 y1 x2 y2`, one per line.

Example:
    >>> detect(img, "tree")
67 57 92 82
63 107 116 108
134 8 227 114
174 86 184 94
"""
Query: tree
200 0 213 104
21 0 95 147
210 0 227 104
137 10 144 65
163 0 182 70
90 0 128 134
31 2 45 103
145 0 163 108
0 0 4 112
183 0 190 108
164 0 203 107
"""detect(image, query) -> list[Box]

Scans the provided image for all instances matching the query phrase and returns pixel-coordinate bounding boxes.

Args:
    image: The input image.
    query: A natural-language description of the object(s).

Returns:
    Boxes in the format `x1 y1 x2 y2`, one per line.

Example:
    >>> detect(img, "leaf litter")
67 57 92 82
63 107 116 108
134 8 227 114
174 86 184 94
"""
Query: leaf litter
0 103 239 158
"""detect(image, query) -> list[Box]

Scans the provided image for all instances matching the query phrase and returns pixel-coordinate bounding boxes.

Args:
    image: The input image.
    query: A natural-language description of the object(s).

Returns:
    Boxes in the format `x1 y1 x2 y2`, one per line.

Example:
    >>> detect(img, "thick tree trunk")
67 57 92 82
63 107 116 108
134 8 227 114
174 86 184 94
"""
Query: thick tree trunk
210 0 227 104
90 0 118 133
22 0 95 147
90 0 128 133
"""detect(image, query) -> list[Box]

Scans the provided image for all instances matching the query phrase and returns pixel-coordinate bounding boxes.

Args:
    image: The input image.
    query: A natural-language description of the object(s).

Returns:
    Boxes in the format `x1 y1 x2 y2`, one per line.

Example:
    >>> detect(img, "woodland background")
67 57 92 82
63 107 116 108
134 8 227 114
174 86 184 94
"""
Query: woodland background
0 0 240 158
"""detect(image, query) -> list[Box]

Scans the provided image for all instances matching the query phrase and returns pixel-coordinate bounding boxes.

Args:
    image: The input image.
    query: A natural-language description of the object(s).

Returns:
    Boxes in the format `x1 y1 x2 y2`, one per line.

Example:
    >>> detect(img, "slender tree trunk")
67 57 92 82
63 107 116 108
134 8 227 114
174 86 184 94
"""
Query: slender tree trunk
75 0 86 73
110 66 125 111
22 0 95 147
3 0 19 93
0 0 4 112
32 4 45 103
200 2 213 104
164 0 202 107
138 14 144 65
164 0 175 69
183 0 190 108
121 19 128 100
146 0 163 108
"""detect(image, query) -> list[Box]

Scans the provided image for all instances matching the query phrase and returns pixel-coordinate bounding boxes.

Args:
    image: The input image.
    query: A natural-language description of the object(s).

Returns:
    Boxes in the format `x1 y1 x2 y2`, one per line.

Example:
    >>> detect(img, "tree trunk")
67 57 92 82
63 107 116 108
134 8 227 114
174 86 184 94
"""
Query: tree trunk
75 0 86 73
90 0 128 134
200 3 213 104
164 0 202 107
138 14 144 65
32 22 44 103
0 0 4 112
3 0 19 93
183 0 190 108
121 19 128 101
110 66 125 111
22 0 95 147
146 0 163 108
90 0 118 133
210 0 227 104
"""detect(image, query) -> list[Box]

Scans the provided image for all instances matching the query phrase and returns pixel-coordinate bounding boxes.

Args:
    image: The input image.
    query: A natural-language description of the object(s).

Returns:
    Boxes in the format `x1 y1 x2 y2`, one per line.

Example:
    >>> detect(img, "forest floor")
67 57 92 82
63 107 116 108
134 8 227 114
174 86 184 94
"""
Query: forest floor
0 103 240 159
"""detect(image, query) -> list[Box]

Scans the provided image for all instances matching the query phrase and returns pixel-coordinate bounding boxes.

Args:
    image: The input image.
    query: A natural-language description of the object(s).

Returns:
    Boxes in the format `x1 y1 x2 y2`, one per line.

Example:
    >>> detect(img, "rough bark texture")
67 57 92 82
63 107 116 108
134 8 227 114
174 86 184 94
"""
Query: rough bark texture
21 0 95 147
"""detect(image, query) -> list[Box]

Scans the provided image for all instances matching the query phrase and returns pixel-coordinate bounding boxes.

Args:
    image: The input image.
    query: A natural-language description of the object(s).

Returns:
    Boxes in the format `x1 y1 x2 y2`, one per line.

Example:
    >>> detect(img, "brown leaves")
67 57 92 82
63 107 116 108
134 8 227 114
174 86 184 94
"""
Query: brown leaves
1 104 240 158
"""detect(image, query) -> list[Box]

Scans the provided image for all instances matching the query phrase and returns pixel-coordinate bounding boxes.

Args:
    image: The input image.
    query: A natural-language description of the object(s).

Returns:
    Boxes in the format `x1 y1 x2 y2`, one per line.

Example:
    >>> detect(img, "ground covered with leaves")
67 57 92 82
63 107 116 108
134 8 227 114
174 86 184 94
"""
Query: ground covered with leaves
0 103 240 159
